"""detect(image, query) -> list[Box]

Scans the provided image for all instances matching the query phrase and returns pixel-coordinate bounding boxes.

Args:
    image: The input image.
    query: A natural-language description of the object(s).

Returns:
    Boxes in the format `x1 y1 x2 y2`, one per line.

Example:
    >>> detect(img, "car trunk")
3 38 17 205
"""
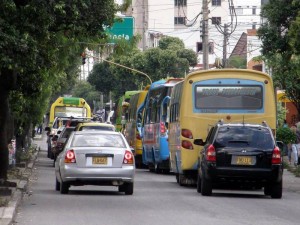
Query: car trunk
73 147 125 168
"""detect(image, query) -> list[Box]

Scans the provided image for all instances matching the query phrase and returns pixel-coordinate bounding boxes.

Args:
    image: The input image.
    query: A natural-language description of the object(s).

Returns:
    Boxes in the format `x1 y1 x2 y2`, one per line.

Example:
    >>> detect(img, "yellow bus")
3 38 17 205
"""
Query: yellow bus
124 86 149 168
168 69 276 185
48 97 91 128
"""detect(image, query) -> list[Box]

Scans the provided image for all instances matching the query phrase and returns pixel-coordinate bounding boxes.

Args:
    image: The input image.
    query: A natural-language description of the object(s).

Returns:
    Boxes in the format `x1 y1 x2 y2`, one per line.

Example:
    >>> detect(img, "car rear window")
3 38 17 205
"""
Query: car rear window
71 133 126 148
214 126 274 149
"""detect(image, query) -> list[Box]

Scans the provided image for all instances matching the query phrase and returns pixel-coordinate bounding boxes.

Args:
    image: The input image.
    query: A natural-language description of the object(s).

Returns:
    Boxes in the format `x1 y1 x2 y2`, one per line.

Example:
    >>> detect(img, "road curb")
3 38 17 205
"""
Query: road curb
0 150 39 225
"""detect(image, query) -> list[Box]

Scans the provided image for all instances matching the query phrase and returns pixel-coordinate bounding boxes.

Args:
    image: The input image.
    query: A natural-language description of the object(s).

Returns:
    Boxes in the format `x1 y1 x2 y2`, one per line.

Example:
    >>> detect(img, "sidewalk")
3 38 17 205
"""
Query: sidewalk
0 134 42 225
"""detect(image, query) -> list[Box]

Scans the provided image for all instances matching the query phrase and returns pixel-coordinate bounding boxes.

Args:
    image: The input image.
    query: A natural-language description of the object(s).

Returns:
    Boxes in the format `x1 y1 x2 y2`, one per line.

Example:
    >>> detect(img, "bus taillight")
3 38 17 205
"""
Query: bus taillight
182 140 193 150
181 129 193 139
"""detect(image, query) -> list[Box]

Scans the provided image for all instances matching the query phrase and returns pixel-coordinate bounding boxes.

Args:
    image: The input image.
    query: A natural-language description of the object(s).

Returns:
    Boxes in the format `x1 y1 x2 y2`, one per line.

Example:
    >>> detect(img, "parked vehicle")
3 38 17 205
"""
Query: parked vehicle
55 131 135 195
194 121 283 198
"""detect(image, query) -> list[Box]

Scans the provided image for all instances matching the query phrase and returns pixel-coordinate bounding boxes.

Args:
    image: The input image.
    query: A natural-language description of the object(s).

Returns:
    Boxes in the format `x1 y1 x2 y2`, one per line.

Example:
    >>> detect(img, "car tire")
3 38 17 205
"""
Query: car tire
175 173 179 183
60 181 69 194
196 174 202 193
55 178 60 191
270 180 282 199
201 176 212 196
264 185 271 196
124 183 134 195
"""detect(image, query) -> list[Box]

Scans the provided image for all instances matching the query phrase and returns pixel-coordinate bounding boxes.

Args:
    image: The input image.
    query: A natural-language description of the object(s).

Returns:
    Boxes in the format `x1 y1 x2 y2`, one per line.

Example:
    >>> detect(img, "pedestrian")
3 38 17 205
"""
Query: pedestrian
291 124 299 166
296 122 300 165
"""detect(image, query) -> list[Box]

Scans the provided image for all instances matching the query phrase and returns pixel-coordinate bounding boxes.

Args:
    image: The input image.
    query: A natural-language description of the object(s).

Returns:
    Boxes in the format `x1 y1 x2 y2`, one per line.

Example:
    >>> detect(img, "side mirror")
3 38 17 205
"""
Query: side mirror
57 130 62 134
45 127 51 132
194 139 205 146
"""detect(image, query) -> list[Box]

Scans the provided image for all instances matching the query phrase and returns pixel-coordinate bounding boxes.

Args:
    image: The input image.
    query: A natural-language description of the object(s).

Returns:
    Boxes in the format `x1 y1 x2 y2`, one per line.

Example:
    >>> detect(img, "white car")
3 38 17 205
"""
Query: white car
55 130 135 195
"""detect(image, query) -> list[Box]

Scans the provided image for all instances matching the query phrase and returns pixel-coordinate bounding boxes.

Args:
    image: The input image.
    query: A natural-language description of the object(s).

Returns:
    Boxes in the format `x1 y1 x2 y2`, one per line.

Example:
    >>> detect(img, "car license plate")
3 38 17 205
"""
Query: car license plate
92 157 107 165
232 156 255 165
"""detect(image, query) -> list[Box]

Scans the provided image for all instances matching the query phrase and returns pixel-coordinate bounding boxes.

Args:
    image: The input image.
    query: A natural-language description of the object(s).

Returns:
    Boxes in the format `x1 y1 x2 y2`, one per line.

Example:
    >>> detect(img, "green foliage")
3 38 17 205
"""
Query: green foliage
257 0 300 120
159 36 185 50
227 56 247 69
276 127 296 144
277 102 288 127
71 81 101 111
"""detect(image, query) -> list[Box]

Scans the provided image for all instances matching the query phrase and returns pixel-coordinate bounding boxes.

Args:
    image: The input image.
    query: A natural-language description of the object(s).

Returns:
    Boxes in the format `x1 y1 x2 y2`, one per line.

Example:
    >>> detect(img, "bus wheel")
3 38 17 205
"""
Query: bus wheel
179 174 185 186
175 174 179 183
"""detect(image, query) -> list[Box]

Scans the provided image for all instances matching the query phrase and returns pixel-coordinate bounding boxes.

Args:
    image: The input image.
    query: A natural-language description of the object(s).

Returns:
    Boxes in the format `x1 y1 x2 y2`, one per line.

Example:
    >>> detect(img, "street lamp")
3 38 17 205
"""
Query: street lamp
85 53 152 84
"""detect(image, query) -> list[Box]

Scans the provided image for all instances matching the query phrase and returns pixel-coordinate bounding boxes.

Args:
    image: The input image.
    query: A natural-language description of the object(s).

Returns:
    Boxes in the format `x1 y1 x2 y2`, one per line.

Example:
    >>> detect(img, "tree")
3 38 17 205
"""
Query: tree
257 0 300 120
0 0 117 182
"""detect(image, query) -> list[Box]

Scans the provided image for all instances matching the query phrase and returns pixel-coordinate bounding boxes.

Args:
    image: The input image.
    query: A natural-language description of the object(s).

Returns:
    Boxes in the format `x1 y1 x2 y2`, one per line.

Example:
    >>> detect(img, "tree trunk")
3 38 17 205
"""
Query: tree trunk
0 69 16 181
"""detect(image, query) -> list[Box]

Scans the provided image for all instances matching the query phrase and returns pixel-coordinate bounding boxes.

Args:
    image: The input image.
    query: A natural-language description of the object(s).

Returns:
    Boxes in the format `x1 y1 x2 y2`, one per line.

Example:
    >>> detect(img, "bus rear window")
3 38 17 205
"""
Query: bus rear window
194 85 263 110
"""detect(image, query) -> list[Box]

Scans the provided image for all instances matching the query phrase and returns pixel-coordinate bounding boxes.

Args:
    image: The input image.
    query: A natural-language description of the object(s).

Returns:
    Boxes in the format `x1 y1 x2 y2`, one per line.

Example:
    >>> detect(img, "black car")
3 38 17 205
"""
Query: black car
195 121 283 198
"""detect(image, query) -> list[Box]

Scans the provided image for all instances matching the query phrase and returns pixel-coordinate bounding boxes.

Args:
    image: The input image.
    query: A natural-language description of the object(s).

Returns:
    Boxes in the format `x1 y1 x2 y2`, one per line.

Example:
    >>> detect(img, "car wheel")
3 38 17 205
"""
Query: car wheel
201 176 212 196
55 178 60 191
175 173 179 183
124 183 134 195
60 181 69 194
196 173 202 193
270 180 282 199
264 185 271 196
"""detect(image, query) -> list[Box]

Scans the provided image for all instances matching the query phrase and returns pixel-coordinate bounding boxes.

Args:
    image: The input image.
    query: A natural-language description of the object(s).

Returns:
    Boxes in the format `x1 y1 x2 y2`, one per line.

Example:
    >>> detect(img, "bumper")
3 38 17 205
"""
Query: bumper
203 164 283 183
58 165 135 185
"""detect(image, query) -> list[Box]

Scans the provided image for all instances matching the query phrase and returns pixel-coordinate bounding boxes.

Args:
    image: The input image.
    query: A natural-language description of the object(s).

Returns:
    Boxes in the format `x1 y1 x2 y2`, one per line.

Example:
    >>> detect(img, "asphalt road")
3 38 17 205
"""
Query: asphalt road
13 138 300 225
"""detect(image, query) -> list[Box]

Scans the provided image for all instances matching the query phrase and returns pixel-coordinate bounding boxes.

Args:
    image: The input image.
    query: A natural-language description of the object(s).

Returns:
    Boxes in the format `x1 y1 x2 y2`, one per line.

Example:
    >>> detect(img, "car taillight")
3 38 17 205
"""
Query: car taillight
65 149 76 163
272 146 282 164
206 145 216 162
160 122 166 134
182 140 193 150
181 129 193 139
123 150 134 164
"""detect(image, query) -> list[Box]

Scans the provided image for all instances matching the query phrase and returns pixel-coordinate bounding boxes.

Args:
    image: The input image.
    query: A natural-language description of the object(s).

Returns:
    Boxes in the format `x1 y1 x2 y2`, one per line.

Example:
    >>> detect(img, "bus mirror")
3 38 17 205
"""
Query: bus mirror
194 139 205 146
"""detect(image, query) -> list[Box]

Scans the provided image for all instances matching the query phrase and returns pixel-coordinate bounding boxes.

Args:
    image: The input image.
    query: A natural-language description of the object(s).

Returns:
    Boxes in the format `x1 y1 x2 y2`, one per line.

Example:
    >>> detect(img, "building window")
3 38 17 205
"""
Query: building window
208 42 214 54
211 17 221 25
175 17 186 25
197 42 203 53
235 7 243 15
252 7 257 15
197 42 214 54
175 0 187 6
252 22 257 30
212 0 221 6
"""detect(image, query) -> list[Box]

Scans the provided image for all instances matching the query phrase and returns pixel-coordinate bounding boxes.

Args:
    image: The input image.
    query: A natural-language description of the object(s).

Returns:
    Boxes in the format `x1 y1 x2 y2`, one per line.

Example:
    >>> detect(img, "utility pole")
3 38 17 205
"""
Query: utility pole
142 0 146 51
223 23 229 68
202 0 209 70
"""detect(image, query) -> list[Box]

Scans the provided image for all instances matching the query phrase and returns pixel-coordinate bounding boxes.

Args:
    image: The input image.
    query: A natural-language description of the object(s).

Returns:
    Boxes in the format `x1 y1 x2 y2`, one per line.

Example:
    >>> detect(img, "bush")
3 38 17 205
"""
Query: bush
276 127 296 144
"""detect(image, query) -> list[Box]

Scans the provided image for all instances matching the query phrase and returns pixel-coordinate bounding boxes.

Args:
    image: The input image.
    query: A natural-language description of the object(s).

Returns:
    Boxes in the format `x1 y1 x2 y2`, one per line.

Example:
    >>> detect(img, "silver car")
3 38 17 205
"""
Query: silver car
55 131 135 195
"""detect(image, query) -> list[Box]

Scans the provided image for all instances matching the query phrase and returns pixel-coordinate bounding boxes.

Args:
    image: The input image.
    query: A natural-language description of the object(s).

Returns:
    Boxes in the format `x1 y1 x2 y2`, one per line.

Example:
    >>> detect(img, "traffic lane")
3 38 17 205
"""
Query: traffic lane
14 152 300 225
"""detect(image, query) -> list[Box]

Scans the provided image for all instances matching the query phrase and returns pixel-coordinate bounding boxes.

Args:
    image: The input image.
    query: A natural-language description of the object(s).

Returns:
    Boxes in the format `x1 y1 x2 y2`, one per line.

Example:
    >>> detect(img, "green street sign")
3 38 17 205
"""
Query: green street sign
106 17 134 43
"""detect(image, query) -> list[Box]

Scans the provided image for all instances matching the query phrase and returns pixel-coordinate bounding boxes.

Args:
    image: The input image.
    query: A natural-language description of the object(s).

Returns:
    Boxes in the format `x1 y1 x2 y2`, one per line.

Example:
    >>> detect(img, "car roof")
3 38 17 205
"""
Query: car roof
73 130 121 135
76 122 114 127
216 121 270 129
